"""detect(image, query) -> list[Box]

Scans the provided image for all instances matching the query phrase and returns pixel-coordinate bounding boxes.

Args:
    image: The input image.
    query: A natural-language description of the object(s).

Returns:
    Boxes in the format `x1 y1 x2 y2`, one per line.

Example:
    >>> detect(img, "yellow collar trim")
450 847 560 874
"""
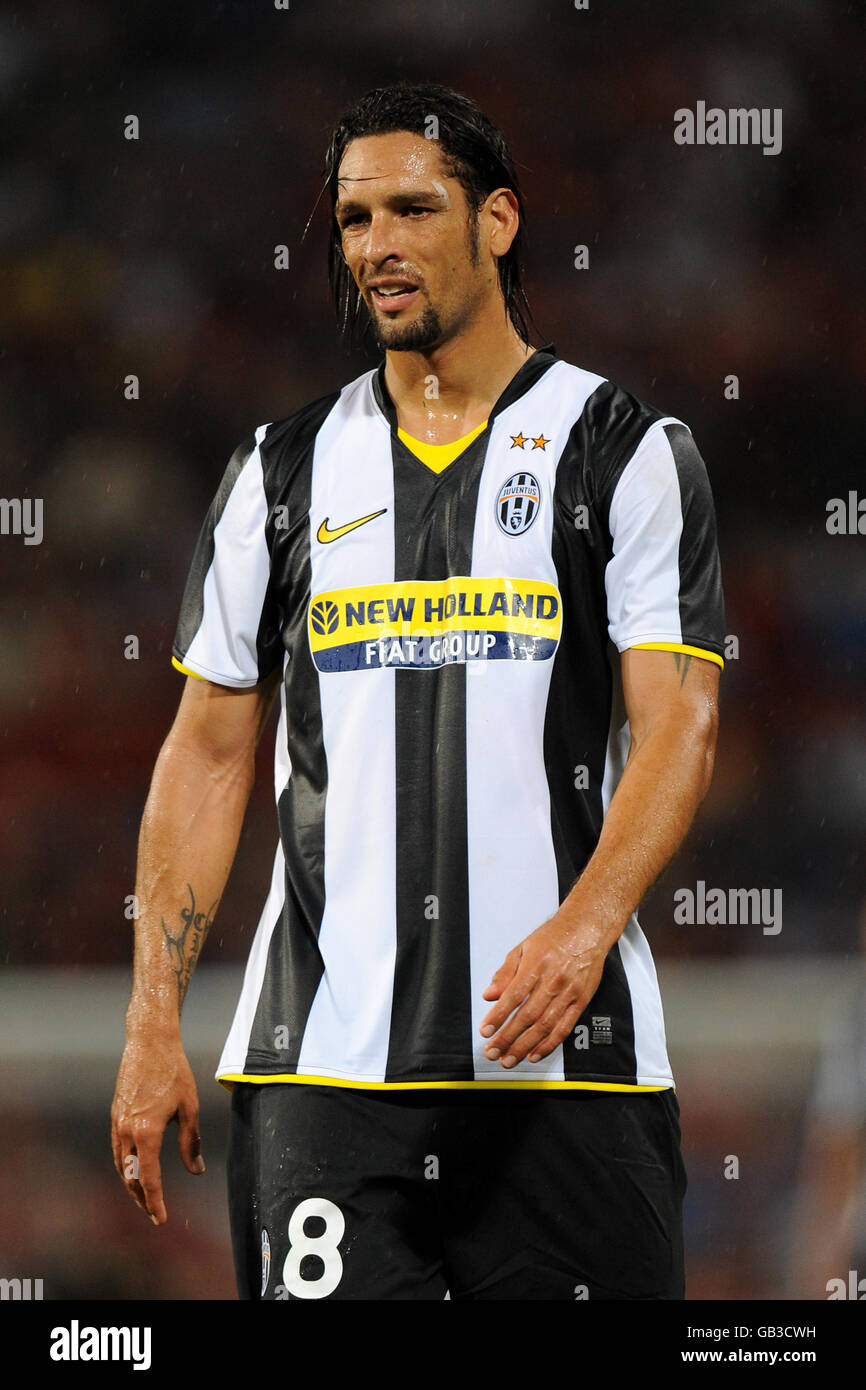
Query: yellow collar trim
397 419 488 473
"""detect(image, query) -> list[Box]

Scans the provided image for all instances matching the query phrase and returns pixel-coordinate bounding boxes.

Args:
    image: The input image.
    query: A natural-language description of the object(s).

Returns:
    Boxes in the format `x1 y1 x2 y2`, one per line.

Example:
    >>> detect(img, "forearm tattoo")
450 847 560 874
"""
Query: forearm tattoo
161 885 218 1006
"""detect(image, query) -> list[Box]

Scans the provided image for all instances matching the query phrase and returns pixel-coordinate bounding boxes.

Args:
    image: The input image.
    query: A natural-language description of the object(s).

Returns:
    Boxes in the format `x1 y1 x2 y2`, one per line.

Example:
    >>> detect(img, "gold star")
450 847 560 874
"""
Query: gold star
531 434 550 450
510 432 527 449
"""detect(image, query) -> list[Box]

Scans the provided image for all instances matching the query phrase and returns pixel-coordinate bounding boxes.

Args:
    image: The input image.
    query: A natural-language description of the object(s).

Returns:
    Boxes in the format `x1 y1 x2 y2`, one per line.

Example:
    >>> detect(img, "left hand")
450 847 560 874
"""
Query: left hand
480 912 614 1068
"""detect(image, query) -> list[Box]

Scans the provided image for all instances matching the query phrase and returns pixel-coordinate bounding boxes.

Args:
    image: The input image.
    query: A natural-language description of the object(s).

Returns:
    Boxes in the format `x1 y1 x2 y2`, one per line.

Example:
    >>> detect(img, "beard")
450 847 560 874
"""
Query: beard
370 301 444 353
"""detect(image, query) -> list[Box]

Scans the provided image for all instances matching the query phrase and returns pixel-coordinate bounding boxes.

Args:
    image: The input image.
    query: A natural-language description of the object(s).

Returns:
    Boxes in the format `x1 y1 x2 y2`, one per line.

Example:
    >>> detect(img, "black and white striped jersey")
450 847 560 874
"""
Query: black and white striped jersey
172 344 725 1092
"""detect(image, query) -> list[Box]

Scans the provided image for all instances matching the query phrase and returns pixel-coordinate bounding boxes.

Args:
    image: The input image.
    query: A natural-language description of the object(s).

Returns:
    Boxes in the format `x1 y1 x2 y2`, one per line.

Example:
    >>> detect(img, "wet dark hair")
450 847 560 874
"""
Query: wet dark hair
320 82 535 345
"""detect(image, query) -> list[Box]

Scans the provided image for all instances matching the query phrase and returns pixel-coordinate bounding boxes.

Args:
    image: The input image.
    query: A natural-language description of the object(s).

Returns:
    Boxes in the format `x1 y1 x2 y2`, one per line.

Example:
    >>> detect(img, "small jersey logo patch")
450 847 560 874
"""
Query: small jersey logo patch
496 472 541 535
310 598 340 635
261 1227 271 1297
591 1015 613 1045
317 508 387 544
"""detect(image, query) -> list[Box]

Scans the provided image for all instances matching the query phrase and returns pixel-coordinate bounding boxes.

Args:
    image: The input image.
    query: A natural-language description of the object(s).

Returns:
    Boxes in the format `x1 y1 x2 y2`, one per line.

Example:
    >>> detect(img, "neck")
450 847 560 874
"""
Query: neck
383 305 536 446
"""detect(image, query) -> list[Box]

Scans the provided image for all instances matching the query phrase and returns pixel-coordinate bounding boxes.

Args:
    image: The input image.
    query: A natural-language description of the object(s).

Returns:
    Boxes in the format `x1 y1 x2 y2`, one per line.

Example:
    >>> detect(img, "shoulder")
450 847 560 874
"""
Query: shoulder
223 369 377 494
264 368 378 448
551 358 693 509
554 357 681 451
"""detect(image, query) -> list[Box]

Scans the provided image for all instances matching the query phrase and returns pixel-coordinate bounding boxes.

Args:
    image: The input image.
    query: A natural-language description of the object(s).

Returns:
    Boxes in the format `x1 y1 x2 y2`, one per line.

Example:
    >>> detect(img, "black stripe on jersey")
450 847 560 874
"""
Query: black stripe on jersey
547 409 638 1083
543 379 650 869
664 422 726 657
173 434 260 671
243 395 341 1074
384 428 492 1081
567 379 667 526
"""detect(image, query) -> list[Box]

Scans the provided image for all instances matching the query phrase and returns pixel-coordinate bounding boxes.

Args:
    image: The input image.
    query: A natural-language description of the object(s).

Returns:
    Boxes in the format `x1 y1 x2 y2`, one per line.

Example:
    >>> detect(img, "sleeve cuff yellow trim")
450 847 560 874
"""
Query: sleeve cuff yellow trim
171 655 209 681
630 642 724 670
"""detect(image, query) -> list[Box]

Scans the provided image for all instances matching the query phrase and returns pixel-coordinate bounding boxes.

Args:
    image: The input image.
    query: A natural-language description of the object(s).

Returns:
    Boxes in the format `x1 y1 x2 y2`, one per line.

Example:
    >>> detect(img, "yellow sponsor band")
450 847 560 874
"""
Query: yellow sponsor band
309 576 562 652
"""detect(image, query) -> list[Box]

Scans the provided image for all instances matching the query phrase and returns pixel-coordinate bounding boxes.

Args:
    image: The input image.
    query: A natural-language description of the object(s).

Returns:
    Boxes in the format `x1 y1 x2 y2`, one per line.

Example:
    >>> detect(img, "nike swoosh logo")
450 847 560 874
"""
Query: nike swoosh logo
316 508 387 544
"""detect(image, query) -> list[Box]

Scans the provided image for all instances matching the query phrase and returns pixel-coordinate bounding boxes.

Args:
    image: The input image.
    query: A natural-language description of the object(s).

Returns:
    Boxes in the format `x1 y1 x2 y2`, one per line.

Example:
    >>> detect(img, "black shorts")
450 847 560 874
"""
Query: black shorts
227 1083 687 1301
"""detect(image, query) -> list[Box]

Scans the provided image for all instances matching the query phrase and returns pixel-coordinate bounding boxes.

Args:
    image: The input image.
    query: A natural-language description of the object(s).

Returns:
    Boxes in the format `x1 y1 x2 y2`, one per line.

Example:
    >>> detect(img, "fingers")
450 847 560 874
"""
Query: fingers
480 953 539 1038
177 1098 205 1176
110 1110 124 1181
128 1125 168 1224
483 981 564 1066
502 999 584 1066
481 918 611 1069
122 1152 156 1223
136 1135 168 1225
481 945 522 1002
113 1116 167 1225
113 1100 203 1226
111 1106 150 1217
480 950 600 1068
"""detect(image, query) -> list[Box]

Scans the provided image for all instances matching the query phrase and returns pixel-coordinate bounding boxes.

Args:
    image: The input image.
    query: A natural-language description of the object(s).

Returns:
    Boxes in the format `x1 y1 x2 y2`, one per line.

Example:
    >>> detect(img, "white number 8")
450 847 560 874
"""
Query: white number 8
282 1198 345 1299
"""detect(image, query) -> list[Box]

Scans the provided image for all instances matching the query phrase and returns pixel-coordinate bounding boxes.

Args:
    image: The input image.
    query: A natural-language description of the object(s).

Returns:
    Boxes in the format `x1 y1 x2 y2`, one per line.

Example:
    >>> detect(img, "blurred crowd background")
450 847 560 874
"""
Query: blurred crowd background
1 0 863 1301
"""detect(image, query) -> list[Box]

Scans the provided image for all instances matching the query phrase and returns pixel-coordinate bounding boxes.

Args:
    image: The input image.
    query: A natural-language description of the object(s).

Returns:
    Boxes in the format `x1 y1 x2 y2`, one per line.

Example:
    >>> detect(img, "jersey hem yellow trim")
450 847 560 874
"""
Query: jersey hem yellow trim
217 1072 672 1093
630 642 724 670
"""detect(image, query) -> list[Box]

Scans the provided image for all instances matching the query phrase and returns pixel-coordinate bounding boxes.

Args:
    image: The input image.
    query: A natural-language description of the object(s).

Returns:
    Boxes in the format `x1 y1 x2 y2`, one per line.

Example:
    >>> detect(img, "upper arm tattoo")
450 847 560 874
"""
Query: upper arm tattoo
672 652 692 688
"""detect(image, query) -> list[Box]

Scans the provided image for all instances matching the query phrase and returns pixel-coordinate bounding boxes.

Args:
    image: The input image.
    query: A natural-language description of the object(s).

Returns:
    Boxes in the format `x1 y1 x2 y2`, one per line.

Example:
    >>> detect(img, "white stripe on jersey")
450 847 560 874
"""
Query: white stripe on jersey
184 422 272 686
605 417 690 652
295 376 400 1081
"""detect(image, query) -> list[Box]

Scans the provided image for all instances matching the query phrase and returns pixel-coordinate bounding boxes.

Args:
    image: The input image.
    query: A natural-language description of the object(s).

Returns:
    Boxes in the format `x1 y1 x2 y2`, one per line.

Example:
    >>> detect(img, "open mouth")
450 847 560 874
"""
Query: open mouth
369 283 420 312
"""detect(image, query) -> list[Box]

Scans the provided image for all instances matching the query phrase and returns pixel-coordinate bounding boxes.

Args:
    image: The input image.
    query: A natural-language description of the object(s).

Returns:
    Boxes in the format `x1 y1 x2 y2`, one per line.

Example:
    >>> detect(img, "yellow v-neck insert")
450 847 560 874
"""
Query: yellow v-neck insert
397 419 488 473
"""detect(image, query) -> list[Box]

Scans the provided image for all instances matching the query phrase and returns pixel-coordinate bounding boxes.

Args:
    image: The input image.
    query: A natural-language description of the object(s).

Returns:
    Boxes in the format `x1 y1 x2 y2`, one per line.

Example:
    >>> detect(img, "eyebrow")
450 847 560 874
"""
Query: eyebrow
334 188 447 219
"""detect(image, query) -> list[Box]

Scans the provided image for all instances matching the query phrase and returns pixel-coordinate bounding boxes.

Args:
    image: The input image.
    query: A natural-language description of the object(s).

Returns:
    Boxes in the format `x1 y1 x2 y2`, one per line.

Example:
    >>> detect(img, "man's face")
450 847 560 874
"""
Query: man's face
334 130 491 352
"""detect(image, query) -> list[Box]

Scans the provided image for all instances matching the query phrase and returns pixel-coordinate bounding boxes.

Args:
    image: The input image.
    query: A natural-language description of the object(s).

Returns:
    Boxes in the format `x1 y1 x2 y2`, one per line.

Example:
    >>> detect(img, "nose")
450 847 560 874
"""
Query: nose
361 211 404 268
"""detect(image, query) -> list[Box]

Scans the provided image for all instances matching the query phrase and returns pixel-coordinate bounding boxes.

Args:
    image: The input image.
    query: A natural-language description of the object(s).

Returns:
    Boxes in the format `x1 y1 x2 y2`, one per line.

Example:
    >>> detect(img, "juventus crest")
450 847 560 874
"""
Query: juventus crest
496 472 542 535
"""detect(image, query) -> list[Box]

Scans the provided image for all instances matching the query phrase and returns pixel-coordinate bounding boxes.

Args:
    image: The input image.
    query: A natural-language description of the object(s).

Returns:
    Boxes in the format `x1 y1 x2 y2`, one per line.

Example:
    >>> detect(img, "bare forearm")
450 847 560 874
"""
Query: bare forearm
561 713 716 947
481 650 719 1067
127 733 254 1037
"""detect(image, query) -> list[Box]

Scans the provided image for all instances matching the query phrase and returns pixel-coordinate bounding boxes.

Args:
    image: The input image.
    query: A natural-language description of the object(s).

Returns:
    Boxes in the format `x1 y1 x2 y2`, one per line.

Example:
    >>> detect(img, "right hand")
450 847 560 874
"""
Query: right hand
111 1031 204 1225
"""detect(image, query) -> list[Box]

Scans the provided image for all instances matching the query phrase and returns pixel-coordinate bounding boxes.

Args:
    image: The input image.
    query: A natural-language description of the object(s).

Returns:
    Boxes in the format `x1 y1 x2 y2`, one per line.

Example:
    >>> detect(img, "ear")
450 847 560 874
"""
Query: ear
483 187 521 258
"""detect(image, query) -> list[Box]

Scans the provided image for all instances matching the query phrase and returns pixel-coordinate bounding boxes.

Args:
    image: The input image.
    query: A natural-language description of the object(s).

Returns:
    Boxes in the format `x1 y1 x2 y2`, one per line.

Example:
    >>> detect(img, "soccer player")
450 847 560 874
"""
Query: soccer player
112 82 724 1300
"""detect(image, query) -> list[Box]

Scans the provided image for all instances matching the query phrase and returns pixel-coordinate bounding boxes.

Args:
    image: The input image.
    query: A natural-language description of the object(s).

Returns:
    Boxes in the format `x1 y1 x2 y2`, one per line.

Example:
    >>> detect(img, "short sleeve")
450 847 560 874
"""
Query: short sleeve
605 420 725 667
172 426 283 687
